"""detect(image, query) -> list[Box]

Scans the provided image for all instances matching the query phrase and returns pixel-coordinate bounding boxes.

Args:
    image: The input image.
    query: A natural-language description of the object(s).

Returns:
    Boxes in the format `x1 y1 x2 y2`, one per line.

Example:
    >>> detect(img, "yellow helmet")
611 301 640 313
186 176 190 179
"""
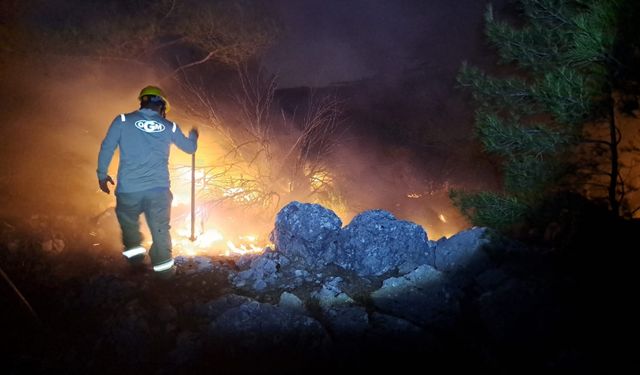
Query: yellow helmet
138 85 171 113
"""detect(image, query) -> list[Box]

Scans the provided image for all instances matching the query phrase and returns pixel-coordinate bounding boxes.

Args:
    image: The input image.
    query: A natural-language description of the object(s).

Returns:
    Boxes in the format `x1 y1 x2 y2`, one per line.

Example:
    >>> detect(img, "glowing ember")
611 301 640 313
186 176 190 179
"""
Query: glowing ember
223 187 259 203
239 234 258 242
407 193 422 199
225 239 264 256
310 170 333 190
169 194 271 257
224 187 244 197
173 226 269 257
438 213 447 223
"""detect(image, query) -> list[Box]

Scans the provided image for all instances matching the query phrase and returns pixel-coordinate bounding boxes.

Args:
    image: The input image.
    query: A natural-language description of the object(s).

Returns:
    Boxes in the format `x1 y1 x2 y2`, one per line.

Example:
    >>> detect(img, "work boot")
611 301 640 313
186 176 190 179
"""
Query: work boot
123 246 147 268
152 258 175 280
154 265 176 281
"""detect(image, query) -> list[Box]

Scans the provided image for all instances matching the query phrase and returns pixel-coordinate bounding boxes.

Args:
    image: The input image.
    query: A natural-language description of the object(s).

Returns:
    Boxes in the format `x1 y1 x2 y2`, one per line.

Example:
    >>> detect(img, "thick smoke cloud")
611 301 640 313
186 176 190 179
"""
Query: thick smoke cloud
0 0 508 239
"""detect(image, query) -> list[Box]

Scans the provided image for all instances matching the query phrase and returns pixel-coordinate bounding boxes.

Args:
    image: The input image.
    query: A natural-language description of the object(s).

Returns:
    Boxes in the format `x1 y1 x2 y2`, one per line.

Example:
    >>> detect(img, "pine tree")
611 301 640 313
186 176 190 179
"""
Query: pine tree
451 0 629 230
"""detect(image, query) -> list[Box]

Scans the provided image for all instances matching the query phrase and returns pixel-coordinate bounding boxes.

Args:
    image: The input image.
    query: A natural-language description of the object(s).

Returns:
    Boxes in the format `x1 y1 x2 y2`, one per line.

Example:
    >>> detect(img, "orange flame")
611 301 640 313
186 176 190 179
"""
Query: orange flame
170 194 271 257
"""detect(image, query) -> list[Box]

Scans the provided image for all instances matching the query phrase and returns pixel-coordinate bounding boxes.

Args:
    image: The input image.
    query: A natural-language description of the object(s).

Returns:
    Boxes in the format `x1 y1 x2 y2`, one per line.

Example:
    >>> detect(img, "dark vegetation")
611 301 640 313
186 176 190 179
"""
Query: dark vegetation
452 0 640 229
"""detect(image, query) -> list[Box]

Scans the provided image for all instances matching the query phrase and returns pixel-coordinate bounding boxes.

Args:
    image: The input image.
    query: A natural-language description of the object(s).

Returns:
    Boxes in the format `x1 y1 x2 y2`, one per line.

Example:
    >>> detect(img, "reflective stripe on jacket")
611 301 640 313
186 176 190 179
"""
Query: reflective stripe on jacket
97 108 197 193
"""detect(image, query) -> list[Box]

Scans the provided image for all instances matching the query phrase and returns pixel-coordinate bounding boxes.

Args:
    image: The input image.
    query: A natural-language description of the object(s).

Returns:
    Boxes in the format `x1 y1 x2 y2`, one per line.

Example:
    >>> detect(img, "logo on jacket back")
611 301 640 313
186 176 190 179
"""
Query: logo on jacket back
135 120 165 133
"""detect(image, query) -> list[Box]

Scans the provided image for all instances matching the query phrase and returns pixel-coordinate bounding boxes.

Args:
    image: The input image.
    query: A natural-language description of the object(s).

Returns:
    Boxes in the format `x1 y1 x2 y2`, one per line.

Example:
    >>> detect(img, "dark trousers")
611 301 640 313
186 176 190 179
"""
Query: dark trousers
115 189 173 266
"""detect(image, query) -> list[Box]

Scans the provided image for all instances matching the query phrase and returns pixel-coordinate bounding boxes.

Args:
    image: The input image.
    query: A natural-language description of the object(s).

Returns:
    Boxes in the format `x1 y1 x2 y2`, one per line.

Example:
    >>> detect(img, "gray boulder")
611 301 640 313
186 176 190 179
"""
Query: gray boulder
370 264 462 328
270 201 342 267
434 227 491 272
278 291 306 313
228 250 291 291
311 277 355 310
337 210 433 276
309 277 371 339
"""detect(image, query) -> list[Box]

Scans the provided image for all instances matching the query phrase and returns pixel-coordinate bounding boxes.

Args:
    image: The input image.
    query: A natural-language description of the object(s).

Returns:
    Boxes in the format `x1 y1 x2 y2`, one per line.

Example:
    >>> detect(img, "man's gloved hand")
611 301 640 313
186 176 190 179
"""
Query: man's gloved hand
189 128 199 138
99 176 115 194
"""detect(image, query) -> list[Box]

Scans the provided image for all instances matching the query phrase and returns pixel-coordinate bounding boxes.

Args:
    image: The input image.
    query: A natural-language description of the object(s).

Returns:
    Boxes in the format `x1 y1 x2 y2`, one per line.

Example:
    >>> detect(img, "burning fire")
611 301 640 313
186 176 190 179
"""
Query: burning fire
164 159 462 258
310 170 333 190
164 164 272 257
223 187 259 203
172 214 269 257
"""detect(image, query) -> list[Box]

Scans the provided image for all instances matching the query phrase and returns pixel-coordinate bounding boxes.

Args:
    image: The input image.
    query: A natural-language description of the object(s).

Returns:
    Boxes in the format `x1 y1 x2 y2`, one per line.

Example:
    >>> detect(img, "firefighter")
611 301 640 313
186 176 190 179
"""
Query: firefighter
97 86 198 278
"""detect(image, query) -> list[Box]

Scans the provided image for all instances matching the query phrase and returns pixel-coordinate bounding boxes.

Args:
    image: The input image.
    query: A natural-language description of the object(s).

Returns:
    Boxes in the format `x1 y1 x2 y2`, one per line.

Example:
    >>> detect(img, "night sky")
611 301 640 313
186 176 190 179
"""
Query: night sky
264 0 504 87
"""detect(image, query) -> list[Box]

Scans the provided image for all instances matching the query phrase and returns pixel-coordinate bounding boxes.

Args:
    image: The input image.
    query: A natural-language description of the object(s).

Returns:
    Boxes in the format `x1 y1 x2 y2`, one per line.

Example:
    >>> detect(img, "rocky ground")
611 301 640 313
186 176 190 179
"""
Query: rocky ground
1 200 635 374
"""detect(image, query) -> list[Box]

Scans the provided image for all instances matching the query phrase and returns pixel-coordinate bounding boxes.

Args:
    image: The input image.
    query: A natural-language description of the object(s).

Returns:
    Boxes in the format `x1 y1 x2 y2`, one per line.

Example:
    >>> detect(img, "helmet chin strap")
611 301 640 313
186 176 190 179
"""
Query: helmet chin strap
158 101 167 118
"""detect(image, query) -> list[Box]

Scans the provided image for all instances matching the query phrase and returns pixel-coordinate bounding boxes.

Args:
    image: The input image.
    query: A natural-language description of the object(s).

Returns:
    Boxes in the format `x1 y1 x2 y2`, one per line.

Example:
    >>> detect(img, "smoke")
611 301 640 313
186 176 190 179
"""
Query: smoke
0 0 507 245
0 55 158 219
259 0 512 238
320 124 494 240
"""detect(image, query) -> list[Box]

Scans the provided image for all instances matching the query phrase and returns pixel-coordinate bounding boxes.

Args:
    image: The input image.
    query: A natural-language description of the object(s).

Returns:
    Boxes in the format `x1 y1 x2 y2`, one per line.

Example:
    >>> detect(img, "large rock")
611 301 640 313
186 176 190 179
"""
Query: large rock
370 264 462 328
270 201 342 267
310 276 355 310
229 251 282 291
433 227 491 273
337 210 433 276
228 250 309 292
278 292 305 313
